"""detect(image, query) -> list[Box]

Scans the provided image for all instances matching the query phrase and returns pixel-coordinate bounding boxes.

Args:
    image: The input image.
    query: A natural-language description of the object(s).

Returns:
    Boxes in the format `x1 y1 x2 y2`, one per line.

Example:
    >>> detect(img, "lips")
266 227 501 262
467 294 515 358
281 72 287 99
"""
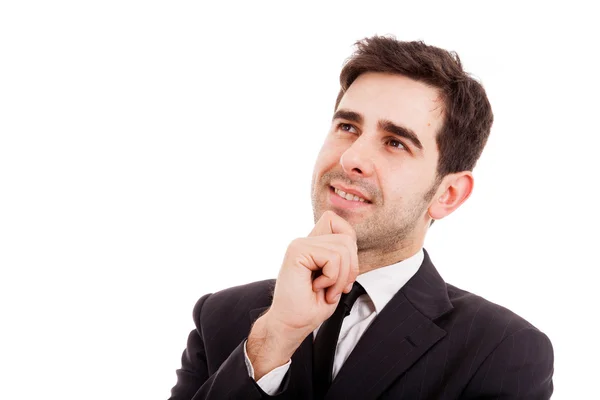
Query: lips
330 183 371 203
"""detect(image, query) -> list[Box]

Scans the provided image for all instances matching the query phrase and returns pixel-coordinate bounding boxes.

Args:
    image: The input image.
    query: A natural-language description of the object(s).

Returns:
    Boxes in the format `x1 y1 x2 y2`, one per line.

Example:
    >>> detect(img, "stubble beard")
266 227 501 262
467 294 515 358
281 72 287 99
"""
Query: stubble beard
310 177 439 253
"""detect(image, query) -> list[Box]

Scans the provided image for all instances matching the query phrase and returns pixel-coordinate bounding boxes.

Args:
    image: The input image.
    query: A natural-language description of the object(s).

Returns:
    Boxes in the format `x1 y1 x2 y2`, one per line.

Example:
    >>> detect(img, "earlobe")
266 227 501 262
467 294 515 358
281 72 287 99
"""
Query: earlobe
428 172 474 221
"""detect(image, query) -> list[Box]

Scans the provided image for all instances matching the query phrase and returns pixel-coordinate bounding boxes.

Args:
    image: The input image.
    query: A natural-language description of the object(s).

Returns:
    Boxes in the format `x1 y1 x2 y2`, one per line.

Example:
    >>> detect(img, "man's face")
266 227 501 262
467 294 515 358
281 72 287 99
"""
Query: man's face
311 72 444 252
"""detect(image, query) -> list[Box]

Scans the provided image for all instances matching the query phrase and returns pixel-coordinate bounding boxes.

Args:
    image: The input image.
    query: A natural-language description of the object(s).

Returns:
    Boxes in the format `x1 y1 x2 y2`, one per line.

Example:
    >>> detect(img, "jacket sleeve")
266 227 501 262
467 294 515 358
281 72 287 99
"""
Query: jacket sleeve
461 328 554 399
168 293 293 400
244 340 291 395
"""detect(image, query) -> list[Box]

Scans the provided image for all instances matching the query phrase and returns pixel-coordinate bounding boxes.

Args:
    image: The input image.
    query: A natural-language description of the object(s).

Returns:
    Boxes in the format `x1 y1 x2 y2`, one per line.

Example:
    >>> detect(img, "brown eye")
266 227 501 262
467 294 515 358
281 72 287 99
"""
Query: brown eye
338 123 357 134
386 138 406 150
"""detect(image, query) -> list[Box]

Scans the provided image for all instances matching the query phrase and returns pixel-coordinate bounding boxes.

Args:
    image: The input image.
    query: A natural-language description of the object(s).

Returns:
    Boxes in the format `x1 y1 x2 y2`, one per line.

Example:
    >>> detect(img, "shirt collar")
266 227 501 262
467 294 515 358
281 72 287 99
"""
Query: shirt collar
355 248 424 314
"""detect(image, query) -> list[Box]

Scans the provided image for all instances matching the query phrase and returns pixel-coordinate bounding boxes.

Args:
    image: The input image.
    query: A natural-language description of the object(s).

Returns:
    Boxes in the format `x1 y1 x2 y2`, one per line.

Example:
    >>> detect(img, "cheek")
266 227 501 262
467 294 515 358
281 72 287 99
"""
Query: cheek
382 163 427 199
312 146 336 187
315 141 343 168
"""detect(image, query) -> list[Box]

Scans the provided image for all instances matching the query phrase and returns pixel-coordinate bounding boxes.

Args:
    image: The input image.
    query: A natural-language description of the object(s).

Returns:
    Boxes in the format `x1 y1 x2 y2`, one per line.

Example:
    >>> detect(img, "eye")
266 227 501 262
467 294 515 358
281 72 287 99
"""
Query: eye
337 123 358 134
386 138 406 150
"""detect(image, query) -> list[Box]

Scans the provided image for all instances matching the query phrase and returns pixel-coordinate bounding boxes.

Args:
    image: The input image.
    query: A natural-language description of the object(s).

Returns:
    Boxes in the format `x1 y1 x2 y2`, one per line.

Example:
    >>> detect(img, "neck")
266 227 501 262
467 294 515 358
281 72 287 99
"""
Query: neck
357 237 423 275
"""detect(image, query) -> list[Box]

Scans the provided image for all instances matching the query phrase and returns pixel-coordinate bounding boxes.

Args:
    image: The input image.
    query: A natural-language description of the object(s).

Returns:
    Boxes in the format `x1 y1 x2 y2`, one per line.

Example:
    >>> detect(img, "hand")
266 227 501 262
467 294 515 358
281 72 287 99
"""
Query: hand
247 210 359 379
266 210 359 337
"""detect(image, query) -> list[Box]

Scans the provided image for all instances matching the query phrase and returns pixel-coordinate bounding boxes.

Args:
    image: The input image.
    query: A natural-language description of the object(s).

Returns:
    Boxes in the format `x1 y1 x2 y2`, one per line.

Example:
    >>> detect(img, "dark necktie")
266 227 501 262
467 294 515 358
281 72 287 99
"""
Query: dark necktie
313 282 366 399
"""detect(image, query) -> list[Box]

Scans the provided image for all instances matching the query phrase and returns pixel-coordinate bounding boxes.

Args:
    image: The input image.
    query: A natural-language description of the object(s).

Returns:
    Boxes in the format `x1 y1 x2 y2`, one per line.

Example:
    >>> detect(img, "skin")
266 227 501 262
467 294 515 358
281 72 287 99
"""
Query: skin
248 72 475 380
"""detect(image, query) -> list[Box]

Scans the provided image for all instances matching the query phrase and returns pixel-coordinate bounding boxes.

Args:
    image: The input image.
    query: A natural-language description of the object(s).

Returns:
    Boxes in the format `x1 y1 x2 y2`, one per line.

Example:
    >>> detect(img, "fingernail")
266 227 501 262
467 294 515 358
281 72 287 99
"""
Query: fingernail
334 294 341 302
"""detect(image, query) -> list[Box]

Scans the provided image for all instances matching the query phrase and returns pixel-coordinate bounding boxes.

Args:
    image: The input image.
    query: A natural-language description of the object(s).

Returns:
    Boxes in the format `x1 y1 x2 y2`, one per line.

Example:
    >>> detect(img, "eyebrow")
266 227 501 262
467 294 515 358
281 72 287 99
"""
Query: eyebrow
332 109 424 151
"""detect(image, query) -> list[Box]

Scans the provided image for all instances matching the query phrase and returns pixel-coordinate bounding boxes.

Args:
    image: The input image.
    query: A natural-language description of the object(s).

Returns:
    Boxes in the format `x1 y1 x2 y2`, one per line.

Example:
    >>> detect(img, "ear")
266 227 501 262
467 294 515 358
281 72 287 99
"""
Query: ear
428 172 474 221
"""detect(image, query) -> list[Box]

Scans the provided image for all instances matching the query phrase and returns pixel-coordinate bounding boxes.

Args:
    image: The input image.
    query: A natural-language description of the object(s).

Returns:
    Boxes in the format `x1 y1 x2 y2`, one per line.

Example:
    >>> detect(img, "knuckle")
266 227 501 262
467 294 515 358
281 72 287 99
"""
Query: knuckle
340 249 350 267
327 255 341 273
289 237 304 249
344 235 357 250
286 238 305 258
331 251 342 266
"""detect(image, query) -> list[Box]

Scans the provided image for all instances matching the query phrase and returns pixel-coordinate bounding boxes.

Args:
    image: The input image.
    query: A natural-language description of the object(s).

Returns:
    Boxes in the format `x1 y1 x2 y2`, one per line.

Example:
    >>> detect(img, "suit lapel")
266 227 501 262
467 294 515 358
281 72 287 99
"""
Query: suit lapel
326 249 453 400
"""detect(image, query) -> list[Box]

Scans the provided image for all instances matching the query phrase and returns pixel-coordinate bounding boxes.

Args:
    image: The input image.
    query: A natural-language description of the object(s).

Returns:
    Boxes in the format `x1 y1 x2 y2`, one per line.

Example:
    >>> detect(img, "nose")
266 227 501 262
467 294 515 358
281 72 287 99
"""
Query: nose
339 136 375 178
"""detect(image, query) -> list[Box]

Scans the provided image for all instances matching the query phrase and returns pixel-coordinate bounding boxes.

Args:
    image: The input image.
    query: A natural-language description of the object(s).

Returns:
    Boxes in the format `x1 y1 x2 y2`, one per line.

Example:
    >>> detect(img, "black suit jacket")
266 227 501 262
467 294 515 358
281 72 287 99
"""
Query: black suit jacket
169 249 554 399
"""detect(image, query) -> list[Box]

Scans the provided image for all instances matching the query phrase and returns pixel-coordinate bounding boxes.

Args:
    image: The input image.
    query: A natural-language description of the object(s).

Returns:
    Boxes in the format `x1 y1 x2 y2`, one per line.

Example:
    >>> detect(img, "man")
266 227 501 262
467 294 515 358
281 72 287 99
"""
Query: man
169 36 554 399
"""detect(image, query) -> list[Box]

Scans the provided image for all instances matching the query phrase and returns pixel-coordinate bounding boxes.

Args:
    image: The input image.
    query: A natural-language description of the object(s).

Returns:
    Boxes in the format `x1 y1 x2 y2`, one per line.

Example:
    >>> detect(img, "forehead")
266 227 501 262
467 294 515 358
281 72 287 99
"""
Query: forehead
337 72 444 151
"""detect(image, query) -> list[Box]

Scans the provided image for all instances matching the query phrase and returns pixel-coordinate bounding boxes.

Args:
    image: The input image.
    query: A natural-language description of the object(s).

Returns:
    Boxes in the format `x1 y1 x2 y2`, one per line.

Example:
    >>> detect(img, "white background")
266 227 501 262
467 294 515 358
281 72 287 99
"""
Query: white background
1 1 598 399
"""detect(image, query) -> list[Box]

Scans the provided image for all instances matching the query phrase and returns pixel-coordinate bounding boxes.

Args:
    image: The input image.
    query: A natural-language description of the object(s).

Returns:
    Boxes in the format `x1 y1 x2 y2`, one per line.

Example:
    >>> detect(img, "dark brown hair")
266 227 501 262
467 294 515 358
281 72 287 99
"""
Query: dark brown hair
335 36 494 178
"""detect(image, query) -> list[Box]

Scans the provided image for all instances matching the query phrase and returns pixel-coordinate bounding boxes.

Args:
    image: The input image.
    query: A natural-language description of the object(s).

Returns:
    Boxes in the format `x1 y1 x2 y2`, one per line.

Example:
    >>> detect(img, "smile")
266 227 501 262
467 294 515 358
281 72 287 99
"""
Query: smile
328 186 372 209
333 187 368 202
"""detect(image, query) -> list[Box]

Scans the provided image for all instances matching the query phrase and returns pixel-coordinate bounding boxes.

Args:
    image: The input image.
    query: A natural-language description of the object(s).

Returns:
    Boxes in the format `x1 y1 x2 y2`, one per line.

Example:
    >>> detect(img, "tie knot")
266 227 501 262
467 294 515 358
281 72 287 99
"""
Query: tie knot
341 282 366 315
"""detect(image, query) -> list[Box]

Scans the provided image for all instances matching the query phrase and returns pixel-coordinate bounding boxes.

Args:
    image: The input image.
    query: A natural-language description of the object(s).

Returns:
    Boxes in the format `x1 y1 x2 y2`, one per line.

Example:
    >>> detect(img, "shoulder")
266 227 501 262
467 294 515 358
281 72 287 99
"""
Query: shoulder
192 279 276 325
442 282 552 352
444 283 539 334
444 284 555 396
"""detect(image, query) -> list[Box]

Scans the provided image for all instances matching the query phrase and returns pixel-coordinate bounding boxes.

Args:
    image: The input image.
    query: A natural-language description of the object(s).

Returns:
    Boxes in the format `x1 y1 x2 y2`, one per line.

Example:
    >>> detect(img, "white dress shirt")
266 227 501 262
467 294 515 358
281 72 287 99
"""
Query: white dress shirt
243 248 424 395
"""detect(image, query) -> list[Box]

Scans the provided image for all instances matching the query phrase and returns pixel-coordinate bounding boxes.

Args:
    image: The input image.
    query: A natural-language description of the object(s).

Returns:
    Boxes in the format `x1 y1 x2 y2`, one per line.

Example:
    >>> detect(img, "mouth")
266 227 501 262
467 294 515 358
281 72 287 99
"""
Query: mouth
328 185 372 208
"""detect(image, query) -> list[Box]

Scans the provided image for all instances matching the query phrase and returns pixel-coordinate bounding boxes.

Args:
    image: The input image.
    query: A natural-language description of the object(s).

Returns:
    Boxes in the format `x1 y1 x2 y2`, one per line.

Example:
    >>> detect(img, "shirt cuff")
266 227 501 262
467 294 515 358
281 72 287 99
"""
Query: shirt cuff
243 339 292 395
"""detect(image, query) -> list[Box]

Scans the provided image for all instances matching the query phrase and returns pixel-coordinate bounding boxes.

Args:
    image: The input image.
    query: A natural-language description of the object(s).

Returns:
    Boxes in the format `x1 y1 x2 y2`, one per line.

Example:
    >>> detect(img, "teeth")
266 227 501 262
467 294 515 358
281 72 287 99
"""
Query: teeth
334 187 366 202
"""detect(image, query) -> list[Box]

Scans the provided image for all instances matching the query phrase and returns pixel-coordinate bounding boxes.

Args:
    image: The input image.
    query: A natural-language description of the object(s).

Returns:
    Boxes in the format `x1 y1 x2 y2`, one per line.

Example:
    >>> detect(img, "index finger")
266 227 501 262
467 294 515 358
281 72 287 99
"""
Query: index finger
309 210 357 242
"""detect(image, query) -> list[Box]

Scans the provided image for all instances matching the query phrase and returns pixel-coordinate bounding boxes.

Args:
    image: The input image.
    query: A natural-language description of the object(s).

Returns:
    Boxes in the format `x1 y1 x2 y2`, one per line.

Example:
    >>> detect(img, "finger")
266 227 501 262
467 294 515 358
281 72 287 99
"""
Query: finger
343 253 359 294
312 233 357 252
309 210 357 242
315 234 359 293
293 240 347 302
343 282 353 293
332 234 359 283
306 237 350 291
312 273 334 292
347 237 360 285
311 246 347 295
324 244 350 304
303 246 341 288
